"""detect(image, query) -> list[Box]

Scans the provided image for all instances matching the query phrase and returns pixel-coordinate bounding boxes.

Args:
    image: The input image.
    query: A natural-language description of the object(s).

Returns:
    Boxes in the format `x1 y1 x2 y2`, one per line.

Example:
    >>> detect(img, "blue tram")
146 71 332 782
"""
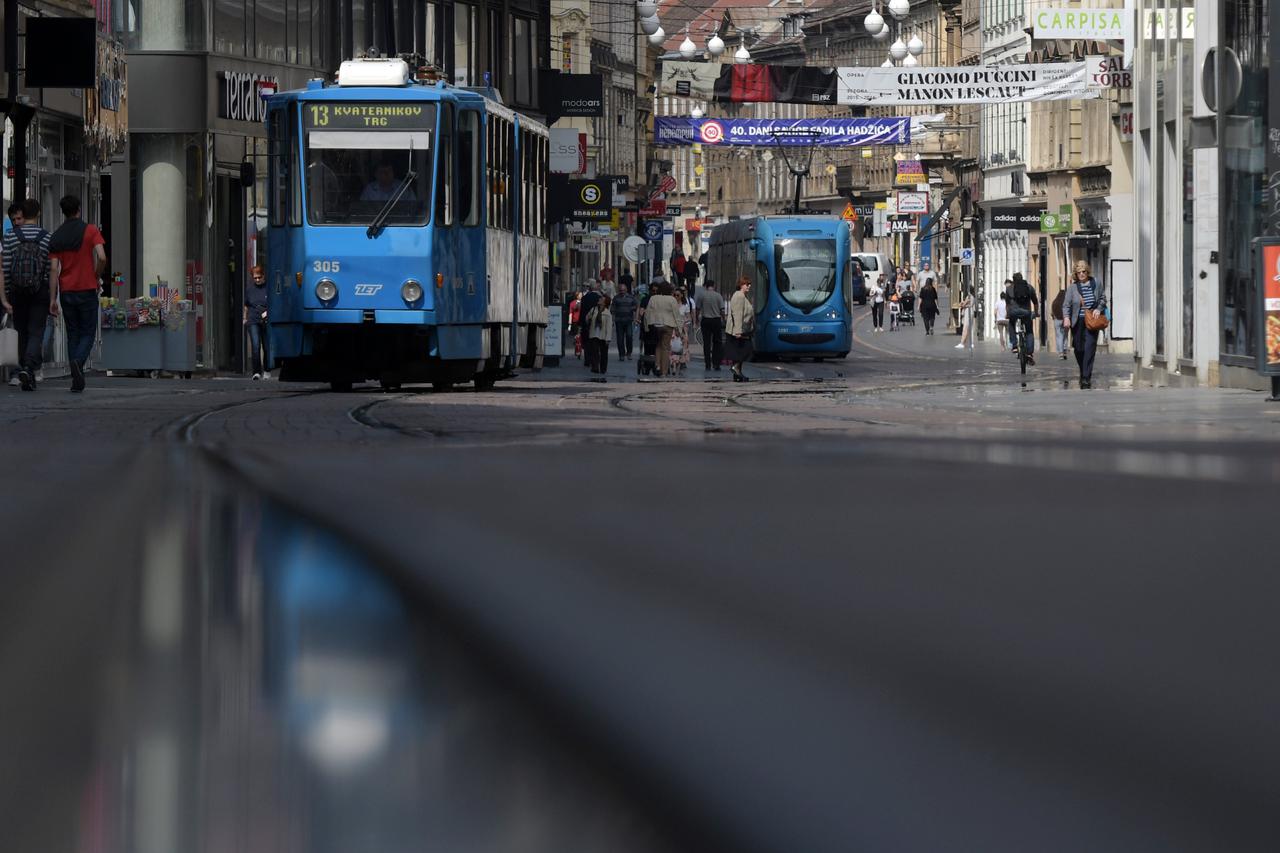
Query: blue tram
704 217 854 360
264 59 549 390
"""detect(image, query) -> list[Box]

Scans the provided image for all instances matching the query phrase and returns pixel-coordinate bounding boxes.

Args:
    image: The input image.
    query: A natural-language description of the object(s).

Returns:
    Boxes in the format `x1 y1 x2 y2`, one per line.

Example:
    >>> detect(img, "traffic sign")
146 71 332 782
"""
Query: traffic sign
642 220 663 241
841 203 858 222
959 247 975 266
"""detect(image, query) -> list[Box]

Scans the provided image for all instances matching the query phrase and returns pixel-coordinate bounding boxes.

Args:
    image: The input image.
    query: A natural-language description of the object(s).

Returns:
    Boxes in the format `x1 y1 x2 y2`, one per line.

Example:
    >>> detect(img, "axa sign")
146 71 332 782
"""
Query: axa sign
219 71 279 123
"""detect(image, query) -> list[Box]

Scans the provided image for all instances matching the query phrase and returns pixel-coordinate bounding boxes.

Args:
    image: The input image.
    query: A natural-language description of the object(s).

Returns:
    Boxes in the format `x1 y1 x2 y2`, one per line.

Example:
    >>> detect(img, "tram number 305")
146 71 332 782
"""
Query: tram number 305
313 260 342 273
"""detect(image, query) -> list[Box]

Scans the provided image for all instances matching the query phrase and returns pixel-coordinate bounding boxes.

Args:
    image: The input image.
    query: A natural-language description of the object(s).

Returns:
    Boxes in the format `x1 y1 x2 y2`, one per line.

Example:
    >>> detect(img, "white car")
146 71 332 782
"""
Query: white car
853 253 897 296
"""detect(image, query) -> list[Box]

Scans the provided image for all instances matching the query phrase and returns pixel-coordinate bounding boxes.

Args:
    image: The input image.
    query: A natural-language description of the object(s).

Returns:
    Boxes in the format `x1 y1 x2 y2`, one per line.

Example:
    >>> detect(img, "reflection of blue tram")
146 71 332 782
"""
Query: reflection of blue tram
264 59 549 391
705 217 854 360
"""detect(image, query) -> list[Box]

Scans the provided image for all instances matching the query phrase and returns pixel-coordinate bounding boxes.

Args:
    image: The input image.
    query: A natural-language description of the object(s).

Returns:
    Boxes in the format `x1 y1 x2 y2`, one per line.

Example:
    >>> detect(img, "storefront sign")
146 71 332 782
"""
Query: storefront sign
1142 8 1194 40
1117 107 1134 141
639 199 667 218
1258 239 1280 375
544 304 563 358
568 179 611 221
301 102 430 129
540 72 604 121
1087 55 1132 89
836 62 1097 106
895 158 926 186
896 191 929 214
653 117 910 147
218 71 280 123
1040 205 1074 234
990 207 1044 230
550 128 586 174
890 219 913 233
1032 7 1130 41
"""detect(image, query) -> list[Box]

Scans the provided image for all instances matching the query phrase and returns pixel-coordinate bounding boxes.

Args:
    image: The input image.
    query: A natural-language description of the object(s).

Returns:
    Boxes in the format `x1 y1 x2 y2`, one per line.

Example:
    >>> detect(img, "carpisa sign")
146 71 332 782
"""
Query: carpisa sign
836 62 1097 105
1032 8 1132 41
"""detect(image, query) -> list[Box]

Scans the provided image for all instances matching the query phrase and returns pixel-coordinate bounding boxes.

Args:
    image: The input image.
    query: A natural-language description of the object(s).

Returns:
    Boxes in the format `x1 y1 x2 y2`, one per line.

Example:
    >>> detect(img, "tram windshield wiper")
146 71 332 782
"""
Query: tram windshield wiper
367 144 417 239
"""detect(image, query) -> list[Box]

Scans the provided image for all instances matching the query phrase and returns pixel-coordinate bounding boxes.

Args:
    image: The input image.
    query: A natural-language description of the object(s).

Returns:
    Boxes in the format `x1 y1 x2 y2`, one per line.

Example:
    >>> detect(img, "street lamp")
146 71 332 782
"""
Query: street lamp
907 35 924 57
706 32 725 57
679 33 696 59
889 39 908 61
648 26 666 45
864 9 883 34
734 41 750 63
691 105 704 119
903 53 919 67
888 0 911 20
636 0 656 18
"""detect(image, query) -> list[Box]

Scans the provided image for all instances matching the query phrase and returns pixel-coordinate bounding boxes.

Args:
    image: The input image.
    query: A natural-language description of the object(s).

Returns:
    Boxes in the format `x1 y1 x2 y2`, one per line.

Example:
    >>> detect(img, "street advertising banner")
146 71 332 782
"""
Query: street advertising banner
539 71 604 122
1258 239 1280 374
836 62 1098 105
1086 55 1133 89
659 61 839 105
654 117 910 147
895 158 926 186
1032 7 1131 41
896 191 929 214
567 178 611 221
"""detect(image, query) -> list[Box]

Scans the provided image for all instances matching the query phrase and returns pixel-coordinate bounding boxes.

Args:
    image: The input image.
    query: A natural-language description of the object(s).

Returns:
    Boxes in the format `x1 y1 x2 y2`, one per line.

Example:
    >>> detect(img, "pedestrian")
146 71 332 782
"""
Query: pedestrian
683 253 700 293
2 198 54 391
695 278 725 372
994 292 1009 350
674 286 693 372
599 265 617 298
868 274 886 332
725 276 755 382
569 291 583 359
4 201 20 235
641 280 681 378
915 261 936 292
1050 286 1068 359
670 250 686 284
612 282 638 360
888 291 901 331
954 288 974 349
244 264 270 379
50 196 106 392
618 270 634 295
1063 259 1106 389
585 294 613 377
918 275 939 335
578 280 602 367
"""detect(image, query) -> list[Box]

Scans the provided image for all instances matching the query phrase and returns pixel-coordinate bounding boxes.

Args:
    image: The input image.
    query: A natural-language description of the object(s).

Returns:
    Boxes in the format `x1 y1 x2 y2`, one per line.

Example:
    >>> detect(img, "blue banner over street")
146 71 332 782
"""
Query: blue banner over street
654 117 911 147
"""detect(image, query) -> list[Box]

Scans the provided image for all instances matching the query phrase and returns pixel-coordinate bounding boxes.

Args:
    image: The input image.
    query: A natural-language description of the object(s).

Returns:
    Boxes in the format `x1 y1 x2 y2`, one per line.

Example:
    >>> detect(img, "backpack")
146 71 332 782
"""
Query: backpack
10 229 45 293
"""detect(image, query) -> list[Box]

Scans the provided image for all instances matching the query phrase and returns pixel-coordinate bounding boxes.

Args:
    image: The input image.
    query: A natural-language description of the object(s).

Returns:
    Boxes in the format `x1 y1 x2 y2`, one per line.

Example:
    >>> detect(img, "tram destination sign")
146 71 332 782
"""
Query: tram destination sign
303 103 433 129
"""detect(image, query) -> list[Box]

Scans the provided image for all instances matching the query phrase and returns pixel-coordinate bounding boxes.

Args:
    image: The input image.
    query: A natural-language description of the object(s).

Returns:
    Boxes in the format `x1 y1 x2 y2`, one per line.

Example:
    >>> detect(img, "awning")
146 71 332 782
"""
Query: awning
915 186 964 243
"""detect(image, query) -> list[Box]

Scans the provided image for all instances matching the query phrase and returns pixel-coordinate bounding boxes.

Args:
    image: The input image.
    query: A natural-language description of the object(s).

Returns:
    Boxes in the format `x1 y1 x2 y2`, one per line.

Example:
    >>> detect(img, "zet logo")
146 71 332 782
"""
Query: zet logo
354 284 383 296
580 183 602 205
699 120 725 144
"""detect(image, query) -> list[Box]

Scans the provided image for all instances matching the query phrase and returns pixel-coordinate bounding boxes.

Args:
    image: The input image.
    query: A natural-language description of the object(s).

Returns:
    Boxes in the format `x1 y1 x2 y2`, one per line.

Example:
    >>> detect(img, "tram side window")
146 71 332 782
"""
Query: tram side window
458 110 481 227
269 110 287 227
437 103 454 225
539 136 548 238
288 104 302 226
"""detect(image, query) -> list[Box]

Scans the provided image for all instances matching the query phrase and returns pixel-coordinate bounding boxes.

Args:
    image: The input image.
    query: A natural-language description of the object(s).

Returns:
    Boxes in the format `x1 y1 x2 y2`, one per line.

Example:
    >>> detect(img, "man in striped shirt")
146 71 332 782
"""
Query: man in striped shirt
0 199 54 391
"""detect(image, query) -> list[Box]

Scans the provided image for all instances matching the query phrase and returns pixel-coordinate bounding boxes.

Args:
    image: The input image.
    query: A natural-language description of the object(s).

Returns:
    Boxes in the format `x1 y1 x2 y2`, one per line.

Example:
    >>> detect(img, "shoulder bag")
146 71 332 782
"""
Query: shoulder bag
1083 284 1109 332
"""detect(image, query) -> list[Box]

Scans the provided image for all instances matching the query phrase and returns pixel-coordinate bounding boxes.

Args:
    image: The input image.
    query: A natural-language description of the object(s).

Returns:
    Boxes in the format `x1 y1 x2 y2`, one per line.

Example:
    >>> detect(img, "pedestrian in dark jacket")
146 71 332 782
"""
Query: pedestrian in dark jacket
918 279 939 335
612 283 638 360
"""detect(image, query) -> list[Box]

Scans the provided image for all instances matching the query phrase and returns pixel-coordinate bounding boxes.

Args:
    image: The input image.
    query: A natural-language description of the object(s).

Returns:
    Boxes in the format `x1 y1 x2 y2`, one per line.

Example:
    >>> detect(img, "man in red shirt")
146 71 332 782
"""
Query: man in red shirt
49 195 106 392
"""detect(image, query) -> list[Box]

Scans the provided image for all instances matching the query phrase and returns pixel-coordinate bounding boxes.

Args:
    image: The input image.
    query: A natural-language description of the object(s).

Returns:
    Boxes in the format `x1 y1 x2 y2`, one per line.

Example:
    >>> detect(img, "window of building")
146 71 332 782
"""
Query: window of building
454 4 474 85
215 0 246 55
257 0 286 61
116 0 206 50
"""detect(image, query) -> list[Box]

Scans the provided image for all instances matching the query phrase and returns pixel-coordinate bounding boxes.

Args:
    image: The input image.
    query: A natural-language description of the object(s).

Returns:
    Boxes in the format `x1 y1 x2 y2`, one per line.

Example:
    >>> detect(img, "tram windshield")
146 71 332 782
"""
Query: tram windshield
305 125 434 227
774 238 838 312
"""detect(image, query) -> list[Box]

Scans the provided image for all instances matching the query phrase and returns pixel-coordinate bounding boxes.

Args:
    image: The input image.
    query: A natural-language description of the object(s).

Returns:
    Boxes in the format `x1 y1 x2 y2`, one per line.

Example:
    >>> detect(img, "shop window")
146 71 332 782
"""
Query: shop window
114 0 206 50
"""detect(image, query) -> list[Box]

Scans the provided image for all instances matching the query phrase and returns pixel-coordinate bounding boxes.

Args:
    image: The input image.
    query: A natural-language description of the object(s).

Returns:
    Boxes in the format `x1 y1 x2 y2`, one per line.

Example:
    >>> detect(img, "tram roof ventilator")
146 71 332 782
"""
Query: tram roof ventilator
336 58 412 87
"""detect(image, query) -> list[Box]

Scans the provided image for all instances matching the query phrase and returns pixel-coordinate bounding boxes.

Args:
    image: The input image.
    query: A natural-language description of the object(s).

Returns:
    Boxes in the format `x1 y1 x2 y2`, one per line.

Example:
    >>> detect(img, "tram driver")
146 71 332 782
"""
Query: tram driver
360 162 417 202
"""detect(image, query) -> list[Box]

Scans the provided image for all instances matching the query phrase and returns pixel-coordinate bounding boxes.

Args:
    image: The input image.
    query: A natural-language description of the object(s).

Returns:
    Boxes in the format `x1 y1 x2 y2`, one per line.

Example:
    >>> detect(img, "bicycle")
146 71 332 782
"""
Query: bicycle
1014 315 1032 380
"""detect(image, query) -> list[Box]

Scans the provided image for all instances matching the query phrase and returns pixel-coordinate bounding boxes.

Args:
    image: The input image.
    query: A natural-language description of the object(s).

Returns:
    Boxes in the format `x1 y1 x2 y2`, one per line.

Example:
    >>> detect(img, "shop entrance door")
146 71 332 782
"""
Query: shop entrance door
216 174 246 373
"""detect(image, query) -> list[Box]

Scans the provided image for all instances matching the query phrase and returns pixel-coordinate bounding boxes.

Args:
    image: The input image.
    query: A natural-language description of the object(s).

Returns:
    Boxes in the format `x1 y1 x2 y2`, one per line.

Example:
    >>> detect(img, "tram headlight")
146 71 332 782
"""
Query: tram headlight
401 279 424 303
315 278 338 303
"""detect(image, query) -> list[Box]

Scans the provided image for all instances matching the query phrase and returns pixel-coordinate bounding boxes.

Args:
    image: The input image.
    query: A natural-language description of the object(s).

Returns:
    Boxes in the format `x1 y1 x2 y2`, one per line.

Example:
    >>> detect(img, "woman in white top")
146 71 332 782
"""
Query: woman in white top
994 292 1009 350
867 276 886 332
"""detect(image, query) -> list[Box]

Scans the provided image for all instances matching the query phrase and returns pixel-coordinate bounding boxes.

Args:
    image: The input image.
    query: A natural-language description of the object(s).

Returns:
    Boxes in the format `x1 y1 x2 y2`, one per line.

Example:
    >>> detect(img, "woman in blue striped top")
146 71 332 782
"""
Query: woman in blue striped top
1062 260 1105 389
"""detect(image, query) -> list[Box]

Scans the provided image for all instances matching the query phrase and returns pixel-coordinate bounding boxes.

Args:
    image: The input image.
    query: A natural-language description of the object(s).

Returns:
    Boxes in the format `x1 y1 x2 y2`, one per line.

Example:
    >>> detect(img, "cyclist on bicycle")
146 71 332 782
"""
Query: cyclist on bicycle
1007 272 1038 365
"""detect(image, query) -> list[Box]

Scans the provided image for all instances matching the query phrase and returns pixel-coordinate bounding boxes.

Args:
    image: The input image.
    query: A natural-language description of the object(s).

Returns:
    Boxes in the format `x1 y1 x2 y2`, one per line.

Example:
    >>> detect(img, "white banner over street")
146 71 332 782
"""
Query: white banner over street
836 62 1098 106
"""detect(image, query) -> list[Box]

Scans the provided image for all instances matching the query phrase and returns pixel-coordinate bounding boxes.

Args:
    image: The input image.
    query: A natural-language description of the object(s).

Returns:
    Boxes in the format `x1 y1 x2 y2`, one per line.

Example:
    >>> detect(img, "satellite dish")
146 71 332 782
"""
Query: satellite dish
623 236 647 263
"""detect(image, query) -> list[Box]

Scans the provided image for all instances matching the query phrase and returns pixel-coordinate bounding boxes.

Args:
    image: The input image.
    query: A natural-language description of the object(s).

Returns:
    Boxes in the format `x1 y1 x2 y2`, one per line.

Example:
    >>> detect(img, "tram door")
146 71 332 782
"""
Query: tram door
216 174 246 373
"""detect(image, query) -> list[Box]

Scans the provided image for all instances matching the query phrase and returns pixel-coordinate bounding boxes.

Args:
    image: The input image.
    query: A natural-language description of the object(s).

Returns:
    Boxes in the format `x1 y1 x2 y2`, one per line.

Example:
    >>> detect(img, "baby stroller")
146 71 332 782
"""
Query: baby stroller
637 324 661 376
898 291 916 327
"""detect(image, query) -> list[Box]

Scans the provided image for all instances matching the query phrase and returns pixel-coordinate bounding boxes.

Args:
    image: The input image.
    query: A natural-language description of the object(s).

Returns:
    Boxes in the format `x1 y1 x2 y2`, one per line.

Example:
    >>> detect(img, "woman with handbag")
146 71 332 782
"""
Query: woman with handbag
641 280 682 378
725 276 755 382
1063 260 1107 389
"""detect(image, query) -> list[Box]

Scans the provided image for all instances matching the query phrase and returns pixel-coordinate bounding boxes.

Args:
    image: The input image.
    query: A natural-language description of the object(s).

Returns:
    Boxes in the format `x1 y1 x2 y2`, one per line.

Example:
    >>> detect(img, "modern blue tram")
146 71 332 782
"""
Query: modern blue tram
264 58 549 391
704 216 854 360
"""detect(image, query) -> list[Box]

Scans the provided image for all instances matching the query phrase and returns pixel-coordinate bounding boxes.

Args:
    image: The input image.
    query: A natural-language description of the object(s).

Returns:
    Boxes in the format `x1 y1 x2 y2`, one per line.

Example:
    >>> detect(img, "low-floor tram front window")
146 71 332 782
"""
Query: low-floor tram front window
302 102 437 227
774 238 837 313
